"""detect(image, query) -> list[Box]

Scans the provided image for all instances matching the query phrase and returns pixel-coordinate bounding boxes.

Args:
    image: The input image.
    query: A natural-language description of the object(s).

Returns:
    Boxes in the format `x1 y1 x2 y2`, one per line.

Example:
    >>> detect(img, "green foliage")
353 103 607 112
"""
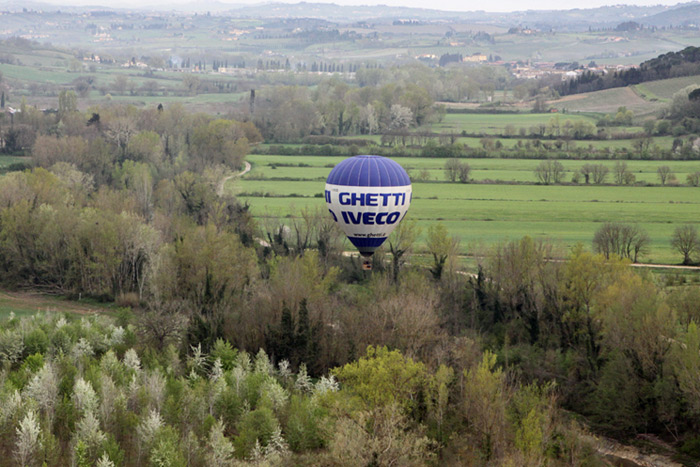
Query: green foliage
462 351 508 461
679 435 700 459
333 346 429 415
285 395 329 452
149 426 186 467
265 299 320 371
210 338 238 371
233 407 277 459
588 351 641 435
669 321 700 418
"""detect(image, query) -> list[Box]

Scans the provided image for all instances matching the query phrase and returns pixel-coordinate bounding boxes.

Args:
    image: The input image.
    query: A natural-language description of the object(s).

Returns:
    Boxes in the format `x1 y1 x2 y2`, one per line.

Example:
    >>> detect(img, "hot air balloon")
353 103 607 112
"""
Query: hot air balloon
325 155 412 270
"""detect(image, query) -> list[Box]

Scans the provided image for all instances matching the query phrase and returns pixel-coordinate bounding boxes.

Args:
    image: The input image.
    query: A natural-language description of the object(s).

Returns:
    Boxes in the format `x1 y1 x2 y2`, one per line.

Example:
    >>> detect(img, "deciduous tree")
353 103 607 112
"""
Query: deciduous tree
534 160 565 185
593 222 649 263
657 165 675 185
671 224 699 265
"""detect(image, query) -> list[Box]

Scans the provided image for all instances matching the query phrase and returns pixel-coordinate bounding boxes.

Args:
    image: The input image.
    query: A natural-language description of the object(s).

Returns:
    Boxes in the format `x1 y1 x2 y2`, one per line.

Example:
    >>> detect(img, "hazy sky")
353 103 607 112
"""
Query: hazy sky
41 0 687 13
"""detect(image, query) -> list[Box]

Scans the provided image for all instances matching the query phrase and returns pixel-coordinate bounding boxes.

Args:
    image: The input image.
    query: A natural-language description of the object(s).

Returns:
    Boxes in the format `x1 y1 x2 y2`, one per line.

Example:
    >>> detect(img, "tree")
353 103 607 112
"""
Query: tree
127 131 164 165
58 90 78 119
15 411 42 467
657 165 675 185
671 225 699 265
613 161 634 185
333 345 429 413
534 160 565 185
484 236 558 344
112 75 129 94
444 158 470 183
687 171 700 187
462 352 508 461
532 95 548 113
136 301 189 350
642 119 655 135
387 219 420 283
591 164 609 184
190 119 255 170
581 163 609 184
389 104 413 130
458 161 471 183
593 222 649 263
668 85 700 120
265 299 319 370
444 158 460 182
579 164 593 184
182 74 200 95
426 223 459 280
669 322 700 417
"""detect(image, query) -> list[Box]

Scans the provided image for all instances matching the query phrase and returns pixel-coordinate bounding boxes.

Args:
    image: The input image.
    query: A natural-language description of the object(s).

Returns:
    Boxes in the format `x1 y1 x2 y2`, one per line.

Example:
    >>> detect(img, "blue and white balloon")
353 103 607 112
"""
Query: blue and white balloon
325 155 412 263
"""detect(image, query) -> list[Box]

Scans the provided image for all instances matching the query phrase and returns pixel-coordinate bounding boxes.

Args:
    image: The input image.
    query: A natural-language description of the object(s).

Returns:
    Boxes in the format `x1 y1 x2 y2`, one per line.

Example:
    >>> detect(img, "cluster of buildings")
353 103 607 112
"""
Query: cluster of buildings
511 62 638 80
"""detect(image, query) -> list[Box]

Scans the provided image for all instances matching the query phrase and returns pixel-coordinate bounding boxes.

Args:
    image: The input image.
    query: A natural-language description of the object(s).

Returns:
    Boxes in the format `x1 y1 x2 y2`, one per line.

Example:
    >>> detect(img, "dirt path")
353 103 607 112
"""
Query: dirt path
631 263 700 271
217 161 251 196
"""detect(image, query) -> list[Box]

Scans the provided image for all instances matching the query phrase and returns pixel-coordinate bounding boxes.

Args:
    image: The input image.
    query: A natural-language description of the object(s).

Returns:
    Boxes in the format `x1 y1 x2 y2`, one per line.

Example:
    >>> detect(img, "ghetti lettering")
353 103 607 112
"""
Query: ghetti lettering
336 192 406 206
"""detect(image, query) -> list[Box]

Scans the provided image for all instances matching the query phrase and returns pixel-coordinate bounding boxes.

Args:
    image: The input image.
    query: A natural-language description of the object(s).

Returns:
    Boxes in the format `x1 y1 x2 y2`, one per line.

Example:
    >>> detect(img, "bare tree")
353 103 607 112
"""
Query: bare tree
534 160 565 185
671 225 699 265
579 164 594 184
388 219 421 283
136 300 189 350
444 158 460 182
426 223 460 281
591 164 609 184
657 166 676 185
614 161 635 185
458 162 471 183
593 222 649 263
687 171 700 187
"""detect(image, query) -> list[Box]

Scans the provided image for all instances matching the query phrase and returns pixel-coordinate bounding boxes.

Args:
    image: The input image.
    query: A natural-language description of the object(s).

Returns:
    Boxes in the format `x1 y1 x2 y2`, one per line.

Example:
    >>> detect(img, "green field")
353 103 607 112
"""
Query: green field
634 75 700 100
0 156 30 168
550 86 665 115
430 112 599 135
246 154 700 184
0 291 115 320
232 156 700 263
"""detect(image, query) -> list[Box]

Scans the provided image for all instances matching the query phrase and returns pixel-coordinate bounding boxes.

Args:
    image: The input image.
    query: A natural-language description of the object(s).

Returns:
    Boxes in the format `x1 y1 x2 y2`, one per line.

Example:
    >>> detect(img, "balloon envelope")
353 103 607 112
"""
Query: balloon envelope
325 155 412 256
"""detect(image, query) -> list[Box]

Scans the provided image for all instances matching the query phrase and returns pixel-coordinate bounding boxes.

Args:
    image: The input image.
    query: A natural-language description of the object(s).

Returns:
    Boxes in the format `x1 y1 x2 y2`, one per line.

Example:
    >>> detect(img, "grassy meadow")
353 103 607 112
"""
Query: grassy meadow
231 154 700 264
0 291 116 320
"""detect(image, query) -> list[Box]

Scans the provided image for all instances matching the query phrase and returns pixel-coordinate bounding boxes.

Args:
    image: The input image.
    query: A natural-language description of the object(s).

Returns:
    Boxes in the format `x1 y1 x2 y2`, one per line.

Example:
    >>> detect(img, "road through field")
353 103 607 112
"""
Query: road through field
218 161 251 196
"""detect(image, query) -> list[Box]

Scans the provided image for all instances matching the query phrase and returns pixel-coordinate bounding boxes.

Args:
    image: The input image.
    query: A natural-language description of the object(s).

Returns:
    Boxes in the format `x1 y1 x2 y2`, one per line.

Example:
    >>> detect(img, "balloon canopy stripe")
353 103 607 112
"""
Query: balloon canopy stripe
326 155 410 187
347 236 388 252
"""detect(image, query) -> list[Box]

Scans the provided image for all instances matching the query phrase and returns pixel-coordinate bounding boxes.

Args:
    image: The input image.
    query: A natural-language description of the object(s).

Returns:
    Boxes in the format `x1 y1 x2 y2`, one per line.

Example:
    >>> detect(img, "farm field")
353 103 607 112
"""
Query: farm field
245 154 700 184
549 86 665 115
633 75 700 100
430 112 599 135
232 156 700 264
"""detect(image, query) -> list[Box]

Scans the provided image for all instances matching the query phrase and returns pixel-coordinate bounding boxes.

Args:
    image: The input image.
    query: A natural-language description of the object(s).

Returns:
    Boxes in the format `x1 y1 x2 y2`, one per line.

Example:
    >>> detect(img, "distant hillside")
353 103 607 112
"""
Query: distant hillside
644 2 700 27
221 2 686 29
547 76 699 115
10 0 700 30
555 46 700 97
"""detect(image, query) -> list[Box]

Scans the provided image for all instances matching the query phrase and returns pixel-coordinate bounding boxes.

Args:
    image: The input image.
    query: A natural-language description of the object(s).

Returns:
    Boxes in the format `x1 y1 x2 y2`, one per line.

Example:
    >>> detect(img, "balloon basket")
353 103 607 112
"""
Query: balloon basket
362 259 372 271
